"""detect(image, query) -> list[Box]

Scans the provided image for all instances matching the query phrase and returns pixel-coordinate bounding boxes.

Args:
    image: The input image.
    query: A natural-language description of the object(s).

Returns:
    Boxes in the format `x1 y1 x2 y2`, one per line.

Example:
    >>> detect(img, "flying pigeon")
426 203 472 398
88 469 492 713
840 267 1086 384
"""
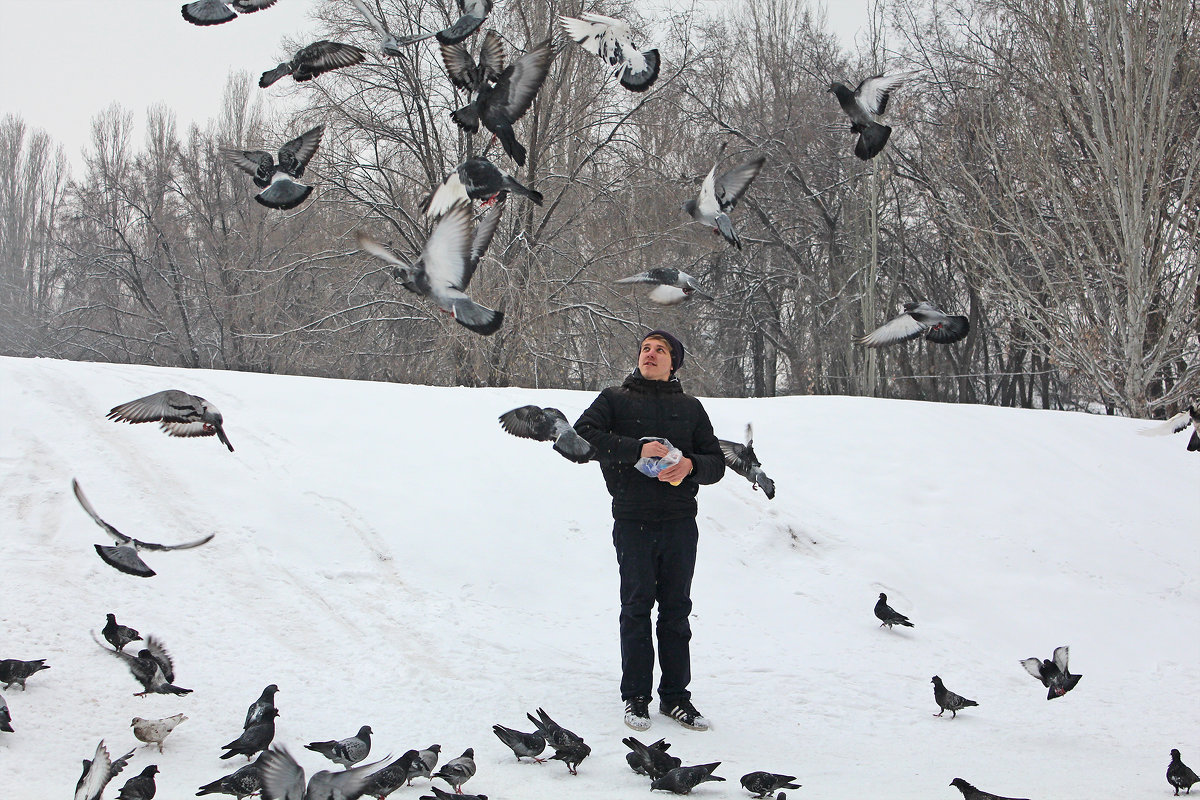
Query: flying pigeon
258 745 384 800
244 684 280 729
225 124 325 211
357 199 505 335
931 675 977 718
75 741 136 800
103 614 142 652
196 756 265 798
0 658 49 690
433 748 476 792
116 765 159 800
1169 749 1200 796
651 763 726 794
132 713 188 752
949 778 1031 800
0 693 11 732
410 745 441 784
1140 405 1200 453
1020 645 1082 699
828 71 918 160
350 0 403 57
306 725 374 768
73 479 216 578
107 389 235 451
362 750 422 800
718 424 775 499
221 707 278 760
616 267 713 303
102 635 192 696
559 13 660 92
181 0 277 26
682 153 766 250
449 38 554 167
740 772 801 797
623 736 680 780
857 301 969 348
396 0 492 46
259 40 367 87
547 739 591 775
423 157 542 219
498 405 597 463
874 593 913 629
491 724 546 762
421 788 487 800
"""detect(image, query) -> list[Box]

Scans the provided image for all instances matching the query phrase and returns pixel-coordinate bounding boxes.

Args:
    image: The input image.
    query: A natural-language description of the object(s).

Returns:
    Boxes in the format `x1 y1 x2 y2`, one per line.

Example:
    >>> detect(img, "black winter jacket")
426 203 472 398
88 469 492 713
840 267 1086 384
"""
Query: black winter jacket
574 371 726 521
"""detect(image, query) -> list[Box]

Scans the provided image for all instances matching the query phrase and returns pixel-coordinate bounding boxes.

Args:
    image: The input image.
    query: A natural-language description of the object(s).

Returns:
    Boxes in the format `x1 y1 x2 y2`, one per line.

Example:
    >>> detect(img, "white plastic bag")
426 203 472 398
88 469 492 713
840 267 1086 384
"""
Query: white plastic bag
635 437 683 483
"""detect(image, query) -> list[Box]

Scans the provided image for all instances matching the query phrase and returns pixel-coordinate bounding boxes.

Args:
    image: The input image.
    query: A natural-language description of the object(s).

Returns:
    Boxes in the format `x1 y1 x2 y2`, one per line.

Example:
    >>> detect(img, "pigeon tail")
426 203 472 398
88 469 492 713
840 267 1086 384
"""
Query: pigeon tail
714 213 742 249
256 177 313 210
1189 429 1200 451
925 315 970 344
755 473 776 499
494 126 527 167
182 0 238 25
854 121 892 160
436 16 485 45
259 63 293 88
451 301 504 335
619 49 660 92
506 180 543 205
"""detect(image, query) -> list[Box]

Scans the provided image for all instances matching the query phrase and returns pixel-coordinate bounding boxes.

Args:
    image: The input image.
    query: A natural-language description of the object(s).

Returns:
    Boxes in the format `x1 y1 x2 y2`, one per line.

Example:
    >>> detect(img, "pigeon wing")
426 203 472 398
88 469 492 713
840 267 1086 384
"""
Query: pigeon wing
1052 645 1070 673
224 149 275 180
143 636 176 683
440 42 481 91
615 270 659 285
277 124 325 177
1139 410 1192 436
478 30 506 81
421 202 476 295
107 389 200 424
857 312 927 347
499 406 557 441
695 165 721 218
1020 657 1046 682
714 157 766 212
718 439 753 477
132 531 215 552
492 40 554 122
464 196 505 286
257 747 307 800
295 41 367 81
350 0 389 38
854 70 918 116
356 230 407 267
73 480 133 545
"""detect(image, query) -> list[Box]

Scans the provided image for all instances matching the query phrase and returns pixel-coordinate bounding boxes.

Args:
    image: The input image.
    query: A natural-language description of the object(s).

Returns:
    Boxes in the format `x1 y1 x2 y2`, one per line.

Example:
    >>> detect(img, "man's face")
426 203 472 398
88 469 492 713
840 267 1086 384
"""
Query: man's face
638 337 673 381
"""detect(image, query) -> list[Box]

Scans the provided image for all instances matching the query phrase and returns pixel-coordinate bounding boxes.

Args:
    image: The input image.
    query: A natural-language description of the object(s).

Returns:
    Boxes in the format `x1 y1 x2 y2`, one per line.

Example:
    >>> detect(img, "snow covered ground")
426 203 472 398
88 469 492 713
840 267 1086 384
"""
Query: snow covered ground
0 354 1196 799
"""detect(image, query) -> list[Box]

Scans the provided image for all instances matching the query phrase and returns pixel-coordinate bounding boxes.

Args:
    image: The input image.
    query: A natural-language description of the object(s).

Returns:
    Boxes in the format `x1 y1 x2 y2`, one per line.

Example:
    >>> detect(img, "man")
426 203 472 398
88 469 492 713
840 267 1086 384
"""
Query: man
574 330 726 731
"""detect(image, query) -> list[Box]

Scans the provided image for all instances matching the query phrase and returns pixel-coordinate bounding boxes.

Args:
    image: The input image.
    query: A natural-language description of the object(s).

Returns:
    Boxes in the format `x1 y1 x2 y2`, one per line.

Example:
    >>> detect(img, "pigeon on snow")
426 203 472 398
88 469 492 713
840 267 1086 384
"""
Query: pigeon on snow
75 740 136 800
116 764 159 800
623 736 680 780
73 479 216 578
617 267 713 304
949 777 1031 800
0 658 49 690
103 614 142 652
682 152 766 250
548 739 592 775
828 71 918 160
357 199 506 335
1169 749 1200 796
396 0 492 46
718 423 775 499
931 675 977 718
527 708 590 774
559 13 660 92
225 124 325 212
259 40 367 87
421 788 486 800
874 592 913 629
492 723 546 762
857 301 969 348
651 763 726 794
433 748 476 792
0 692 11 732
107 389 235 451
101 634 192 696
244 684 280 729
221 707 278 760
362 749 422 799
258 745 384 800
498 405 597 463
423 157 542 219
1140 404 1200 453
350 0 403 57
196 756 265 798
132 713 188 752
1020 645 1082 699
306 725 373 768
740 772 801 797
182 0 277 26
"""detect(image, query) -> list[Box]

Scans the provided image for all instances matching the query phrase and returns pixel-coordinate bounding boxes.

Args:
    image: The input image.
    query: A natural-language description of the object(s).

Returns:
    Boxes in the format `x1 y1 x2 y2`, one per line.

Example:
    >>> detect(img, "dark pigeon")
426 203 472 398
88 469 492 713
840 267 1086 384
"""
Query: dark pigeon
857 301 969 348
101 634 192 696
421 788 486 800
357 199 505 336
1169 749 1200 796
306 725 373 768
433 748 476 792
116 765 159 800
623 736 680 780
107 389 235 451
74 479 215 578
828 71 917 160
949 777 1031 800
740 772 800 797
410 745 441 784
1140 404 1200 453
491 723 546 761
196 756 264 798
182 0 277 26
0 658 49 690
719 423 775 499
103 614 142 652
244 684 279 729
258 745 384 800
221 707 278 760
349 0 403 57
874 593 913 629
1020 645 1081 699
617 267 712 304
225 124 325 211
547 739 591 775
651 763 726 794
498 405 597 463
423 157 542 219
362 750 422 799
0 692 11 732
260 40 366 87
526 708 585 750
76 741 136 800
397 0 492 46
682 152 766 250
931 675 977 718
559 13 660 92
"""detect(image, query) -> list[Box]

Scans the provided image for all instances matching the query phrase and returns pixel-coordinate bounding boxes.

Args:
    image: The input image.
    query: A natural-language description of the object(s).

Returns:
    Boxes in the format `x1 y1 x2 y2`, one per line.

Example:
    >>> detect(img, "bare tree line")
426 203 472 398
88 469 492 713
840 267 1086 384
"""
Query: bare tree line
0 0 1195 416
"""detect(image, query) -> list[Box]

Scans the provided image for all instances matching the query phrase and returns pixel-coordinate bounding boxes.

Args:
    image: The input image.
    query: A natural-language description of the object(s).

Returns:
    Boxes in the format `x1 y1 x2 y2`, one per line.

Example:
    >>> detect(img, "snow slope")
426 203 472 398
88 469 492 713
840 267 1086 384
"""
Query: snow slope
0 355 1196 799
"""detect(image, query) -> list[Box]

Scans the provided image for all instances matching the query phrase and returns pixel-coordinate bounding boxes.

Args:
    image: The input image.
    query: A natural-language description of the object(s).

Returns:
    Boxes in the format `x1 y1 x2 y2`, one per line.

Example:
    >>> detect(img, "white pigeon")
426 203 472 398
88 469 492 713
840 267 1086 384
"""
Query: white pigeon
559 13 660 92
857 301 970 348
132 713 188 752
75 740 136 800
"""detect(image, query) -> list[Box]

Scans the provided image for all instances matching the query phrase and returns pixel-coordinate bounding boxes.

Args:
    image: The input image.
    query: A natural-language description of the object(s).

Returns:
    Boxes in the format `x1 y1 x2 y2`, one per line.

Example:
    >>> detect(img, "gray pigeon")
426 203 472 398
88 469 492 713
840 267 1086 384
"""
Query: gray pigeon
410 745 441 784
349 0 403 57
260 40 367 87
103 614 142 652
857 301 969 348
107 389 234 451
396 0 492 46
651 763 726 794
931 675 977 718
0 658 49 690
75 740 136 800
874 593 913 629
1140 405 1200 453
74 479 215 578
1169 749 1199 796
617 268 713 303
102 635 192 696
221 707 278 760
0 692 11 732
421 788 486 800
682 153 766 249
225 125 325 211
718 424 775 499
244 684 280 729
498 405 597 463
491 724 546 762
1020 645 1082 700
182 0 277 25
357 200 505 335
740 772 800 797
949 777 1031 800
306 725 373 768
423 156 542 219
362 750 422 799
432 748 476 792
116 765 159 800
132 713 188 752
559 13 659 92
196 756 264 798
828 71 918 160
258 745 384 800
622 736 680 780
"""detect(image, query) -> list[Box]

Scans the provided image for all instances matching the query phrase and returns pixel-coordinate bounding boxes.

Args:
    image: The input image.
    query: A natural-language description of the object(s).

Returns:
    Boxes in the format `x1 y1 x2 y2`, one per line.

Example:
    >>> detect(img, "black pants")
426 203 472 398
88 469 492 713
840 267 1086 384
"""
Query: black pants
612 517 698 704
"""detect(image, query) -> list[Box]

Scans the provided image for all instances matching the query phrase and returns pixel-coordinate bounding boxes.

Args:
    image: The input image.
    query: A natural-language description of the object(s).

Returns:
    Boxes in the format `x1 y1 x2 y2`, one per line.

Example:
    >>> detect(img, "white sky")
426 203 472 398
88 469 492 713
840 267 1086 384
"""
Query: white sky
0 0 872 173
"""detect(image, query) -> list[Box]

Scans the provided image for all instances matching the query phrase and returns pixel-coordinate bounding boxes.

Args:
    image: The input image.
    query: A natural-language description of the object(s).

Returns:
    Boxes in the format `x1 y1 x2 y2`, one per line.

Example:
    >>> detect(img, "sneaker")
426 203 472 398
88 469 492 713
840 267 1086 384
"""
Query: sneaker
624 696 652 731
660 699 710 731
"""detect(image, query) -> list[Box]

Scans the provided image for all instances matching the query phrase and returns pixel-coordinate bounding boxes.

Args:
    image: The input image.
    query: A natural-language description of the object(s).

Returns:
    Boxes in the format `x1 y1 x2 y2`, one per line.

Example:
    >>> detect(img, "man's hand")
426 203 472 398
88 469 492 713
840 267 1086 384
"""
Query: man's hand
640 440 670 459
658 456 692 483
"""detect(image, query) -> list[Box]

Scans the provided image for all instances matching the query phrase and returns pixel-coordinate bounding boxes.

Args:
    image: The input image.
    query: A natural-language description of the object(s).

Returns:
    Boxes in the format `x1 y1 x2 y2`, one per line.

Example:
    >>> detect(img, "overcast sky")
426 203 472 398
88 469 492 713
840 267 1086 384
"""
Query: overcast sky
0 0 871 173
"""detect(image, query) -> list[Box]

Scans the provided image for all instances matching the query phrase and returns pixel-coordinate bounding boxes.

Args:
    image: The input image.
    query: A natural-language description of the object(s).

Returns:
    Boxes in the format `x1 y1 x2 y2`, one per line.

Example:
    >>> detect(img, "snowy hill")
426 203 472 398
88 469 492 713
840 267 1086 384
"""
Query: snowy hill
0 355 1196 799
